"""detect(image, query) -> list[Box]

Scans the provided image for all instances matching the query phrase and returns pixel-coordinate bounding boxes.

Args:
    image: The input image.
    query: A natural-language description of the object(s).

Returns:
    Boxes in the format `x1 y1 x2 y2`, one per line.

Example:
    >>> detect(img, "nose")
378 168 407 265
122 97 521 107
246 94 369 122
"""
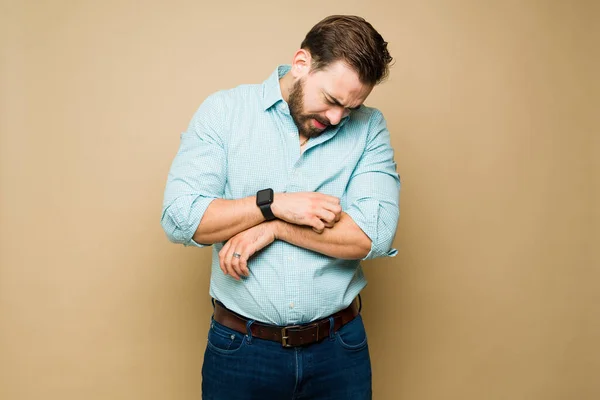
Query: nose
325 106 346 126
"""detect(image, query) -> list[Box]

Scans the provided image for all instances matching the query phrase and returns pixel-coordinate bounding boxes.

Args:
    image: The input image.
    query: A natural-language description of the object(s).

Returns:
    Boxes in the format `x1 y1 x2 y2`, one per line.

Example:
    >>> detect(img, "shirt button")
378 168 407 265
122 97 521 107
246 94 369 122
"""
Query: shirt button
289 302 295 309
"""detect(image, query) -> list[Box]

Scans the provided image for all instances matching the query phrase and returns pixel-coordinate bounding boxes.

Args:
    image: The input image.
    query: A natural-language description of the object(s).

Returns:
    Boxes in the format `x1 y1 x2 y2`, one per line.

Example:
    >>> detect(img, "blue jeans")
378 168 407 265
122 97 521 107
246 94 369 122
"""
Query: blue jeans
201 314 372 399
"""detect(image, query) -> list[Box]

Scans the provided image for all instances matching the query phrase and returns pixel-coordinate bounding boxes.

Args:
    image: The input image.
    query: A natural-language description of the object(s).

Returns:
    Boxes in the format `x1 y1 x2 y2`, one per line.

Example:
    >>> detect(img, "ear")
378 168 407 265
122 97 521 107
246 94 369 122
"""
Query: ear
290 49 312 79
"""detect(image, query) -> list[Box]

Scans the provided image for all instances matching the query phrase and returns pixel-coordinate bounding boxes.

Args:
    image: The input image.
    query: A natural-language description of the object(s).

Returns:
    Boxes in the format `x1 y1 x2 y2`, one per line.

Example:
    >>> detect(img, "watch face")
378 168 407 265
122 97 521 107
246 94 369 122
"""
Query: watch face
257 189 273 205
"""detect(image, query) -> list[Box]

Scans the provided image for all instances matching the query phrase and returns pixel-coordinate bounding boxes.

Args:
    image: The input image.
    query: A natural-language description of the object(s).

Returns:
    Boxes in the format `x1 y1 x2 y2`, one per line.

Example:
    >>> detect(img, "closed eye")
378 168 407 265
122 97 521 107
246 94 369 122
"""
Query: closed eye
324 93 361 111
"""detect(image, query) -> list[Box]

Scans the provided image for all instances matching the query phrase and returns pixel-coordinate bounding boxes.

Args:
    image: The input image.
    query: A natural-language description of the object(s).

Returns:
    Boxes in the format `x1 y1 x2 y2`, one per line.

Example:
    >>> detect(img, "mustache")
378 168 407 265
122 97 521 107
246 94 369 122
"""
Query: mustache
306 115 331 127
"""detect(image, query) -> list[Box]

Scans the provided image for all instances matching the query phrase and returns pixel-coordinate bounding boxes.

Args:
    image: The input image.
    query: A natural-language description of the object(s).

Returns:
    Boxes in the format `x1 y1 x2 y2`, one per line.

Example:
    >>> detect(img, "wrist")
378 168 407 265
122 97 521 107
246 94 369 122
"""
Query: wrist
270 192 284 218
269 219 285 240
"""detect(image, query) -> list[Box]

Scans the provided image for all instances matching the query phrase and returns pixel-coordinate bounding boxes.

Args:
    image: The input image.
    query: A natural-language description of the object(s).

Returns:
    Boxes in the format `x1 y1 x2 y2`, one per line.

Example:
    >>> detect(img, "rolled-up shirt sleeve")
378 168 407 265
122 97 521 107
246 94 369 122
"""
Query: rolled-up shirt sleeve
161 93 227 247
344 110 400 260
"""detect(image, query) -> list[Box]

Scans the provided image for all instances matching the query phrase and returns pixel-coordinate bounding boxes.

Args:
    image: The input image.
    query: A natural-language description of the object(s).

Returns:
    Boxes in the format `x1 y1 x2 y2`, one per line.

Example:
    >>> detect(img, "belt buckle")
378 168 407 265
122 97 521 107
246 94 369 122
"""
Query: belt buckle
281 323 319 348
281 325 301 348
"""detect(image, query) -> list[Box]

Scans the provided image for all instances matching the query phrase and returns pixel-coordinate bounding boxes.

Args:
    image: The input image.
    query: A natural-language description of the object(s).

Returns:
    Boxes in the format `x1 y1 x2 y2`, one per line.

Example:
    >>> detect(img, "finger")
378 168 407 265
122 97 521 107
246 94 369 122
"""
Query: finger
322 202 342 217
320 215 335 229
313 200 339 214
311 218 325 233
218 242 231 275
326 207 342 224
227 259 241 280
335 209 342 222
238 246 252 277
322 219 335 229
223 247 241 280
322 196 341 209
315 209 336 225
231 249 246 278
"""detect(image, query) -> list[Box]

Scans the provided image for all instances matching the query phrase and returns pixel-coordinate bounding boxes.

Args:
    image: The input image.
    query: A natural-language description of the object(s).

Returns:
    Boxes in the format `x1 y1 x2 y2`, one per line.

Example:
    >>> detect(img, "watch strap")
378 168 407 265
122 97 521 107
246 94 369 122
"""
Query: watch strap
259 203 276 221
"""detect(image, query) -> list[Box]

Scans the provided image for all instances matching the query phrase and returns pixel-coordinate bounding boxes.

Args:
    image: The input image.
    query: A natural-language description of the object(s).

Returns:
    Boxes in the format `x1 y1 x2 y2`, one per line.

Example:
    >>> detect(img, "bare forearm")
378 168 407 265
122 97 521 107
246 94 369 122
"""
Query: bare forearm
273 212 371 259
193 191 343 245
193 197 264 244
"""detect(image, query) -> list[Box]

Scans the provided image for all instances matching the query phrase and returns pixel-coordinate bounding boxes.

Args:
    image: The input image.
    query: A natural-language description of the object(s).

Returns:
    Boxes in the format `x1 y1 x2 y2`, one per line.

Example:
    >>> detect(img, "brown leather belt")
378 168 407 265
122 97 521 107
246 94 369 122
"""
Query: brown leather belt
213 299 360 348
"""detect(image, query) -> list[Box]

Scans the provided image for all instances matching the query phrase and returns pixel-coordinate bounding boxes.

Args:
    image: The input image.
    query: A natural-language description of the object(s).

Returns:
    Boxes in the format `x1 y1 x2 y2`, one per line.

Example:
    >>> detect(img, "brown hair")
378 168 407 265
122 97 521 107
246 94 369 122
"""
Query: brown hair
300 15 393 86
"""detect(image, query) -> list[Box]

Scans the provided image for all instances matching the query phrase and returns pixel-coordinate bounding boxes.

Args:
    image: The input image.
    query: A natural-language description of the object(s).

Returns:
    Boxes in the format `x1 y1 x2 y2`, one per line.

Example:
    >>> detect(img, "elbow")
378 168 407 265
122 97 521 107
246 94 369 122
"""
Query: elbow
361 220 398 260
341 235 371 260
191 230 213 246
355 237 372 259
363 232 398 260
191 219 223 245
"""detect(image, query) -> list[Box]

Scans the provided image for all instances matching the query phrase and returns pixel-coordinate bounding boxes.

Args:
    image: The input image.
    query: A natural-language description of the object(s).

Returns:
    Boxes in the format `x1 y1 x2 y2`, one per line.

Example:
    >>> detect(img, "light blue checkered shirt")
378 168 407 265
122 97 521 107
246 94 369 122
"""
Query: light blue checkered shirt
162 65 400 325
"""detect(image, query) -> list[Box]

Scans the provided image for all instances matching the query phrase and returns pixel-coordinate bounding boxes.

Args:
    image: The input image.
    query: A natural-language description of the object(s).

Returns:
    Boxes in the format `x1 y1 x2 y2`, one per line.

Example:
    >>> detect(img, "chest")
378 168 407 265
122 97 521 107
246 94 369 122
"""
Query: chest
223 111 365 205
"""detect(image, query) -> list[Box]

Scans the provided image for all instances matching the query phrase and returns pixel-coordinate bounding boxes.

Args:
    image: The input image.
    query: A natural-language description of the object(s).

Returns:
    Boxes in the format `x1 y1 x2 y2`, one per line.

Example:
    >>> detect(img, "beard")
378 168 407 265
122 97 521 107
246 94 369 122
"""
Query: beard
288 78 331 138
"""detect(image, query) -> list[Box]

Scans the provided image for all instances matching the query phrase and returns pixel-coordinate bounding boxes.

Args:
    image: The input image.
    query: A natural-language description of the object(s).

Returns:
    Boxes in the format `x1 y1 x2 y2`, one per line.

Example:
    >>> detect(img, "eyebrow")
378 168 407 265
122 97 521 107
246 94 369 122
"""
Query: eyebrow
323 91 362 111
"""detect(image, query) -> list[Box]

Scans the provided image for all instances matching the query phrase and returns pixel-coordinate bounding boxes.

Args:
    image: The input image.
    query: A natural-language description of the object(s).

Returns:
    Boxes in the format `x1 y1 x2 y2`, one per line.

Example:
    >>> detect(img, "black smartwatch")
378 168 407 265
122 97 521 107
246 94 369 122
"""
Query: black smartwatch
256 188 276 221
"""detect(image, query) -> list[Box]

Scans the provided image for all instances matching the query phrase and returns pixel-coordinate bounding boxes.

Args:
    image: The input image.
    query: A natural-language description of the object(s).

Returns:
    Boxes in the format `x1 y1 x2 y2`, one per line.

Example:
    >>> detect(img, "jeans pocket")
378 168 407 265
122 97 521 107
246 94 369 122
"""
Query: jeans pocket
206 320 247 354
335 314 368 351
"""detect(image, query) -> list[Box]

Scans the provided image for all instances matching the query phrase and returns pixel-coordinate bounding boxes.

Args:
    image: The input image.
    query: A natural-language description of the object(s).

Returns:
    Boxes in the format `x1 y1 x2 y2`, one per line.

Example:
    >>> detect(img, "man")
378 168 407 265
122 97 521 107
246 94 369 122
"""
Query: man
161 15 400 400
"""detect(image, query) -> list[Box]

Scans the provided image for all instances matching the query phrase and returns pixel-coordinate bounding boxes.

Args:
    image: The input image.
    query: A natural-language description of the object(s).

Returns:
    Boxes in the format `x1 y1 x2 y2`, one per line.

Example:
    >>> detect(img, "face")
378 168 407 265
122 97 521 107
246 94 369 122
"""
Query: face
288 60 373 138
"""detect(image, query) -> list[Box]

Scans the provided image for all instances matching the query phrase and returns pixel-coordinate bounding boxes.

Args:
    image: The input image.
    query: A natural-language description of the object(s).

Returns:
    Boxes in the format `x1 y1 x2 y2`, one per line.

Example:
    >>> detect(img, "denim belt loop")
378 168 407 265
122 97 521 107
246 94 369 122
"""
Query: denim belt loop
328 316 335 339
245 319 255 344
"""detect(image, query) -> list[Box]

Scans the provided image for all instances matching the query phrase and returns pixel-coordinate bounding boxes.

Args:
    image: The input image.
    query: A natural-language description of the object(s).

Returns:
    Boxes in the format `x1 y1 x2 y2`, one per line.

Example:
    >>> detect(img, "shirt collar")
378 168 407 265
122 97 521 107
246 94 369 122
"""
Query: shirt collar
262 65 291 111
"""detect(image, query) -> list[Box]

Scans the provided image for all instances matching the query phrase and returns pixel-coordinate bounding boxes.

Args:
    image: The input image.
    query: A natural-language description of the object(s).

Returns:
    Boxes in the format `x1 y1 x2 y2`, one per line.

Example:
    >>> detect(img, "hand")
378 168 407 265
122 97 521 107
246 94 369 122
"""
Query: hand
271 192 342 233
218 222 277 280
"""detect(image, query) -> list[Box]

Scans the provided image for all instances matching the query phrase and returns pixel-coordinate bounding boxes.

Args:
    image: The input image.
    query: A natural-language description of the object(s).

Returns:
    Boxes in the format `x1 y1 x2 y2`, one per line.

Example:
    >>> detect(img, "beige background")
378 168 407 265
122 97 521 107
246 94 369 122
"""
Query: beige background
1 1 598 399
